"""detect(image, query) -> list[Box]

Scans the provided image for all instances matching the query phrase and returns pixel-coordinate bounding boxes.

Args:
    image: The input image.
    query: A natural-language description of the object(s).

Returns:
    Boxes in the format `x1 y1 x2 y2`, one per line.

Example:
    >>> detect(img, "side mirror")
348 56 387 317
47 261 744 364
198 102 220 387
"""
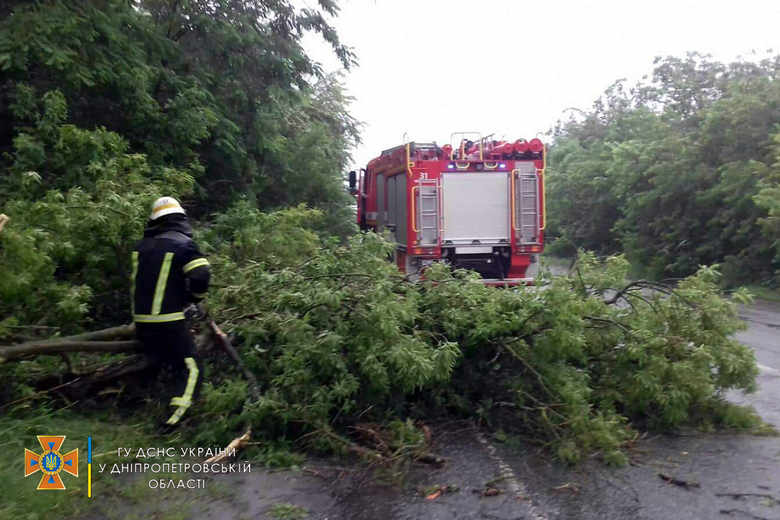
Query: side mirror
348 170 357 194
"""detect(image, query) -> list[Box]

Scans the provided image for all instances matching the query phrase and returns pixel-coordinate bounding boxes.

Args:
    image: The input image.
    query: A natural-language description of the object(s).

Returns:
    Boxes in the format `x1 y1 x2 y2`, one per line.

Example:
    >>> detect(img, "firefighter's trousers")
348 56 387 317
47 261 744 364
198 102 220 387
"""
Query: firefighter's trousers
135 321 202 426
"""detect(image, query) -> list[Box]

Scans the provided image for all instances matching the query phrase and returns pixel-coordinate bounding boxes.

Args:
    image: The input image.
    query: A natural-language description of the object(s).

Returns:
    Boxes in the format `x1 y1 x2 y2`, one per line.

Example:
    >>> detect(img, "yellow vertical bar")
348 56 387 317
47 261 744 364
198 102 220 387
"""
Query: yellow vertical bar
130 251 138 314
151 252 174 315
88 464 92 497
411 186 419 232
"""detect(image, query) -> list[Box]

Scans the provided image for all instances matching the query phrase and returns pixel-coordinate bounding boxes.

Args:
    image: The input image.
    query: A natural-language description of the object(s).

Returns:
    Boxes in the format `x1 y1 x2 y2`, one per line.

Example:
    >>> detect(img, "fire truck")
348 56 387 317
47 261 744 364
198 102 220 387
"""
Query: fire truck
350 133 546 284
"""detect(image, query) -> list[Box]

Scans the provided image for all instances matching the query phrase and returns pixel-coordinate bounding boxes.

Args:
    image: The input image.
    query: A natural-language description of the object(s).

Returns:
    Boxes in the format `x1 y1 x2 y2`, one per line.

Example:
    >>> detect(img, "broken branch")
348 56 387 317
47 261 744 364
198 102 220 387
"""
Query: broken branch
203 429 252 464
658 473 700 489
208 320 260 400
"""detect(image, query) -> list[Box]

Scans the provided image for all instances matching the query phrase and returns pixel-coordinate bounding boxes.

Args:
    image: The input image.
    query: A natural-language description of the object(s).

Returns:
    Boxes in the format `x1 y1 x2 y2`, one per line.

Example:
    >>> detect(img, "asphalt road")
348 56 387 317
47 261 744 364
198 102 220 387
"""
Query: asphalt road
194 299 780 520
493 299 780 520
733 300 780 426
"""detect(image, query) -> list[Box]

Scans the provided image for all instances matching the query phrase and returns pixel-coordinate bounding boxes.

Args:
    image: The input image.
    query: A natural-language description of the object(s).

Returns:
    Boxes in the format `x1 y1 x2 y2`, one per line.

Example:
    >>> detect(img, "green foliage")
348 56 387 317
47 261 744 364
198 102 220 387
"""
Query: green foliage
1 91 194 330
548 53 780 285
0 0 358 226
199 210 458 439
0 10 766 471
754 134 780 283
694 399 772 434
187 211 758 464
0 0 357 332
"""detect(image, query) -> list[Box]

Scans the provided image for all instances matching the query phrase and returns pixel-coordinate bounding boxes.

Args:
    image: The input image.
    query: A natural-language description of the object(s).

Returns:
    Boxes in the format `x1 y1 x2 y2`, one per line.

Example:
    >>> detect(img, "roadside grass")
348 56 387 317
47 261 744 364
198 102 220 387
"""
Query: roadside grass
0 405 155 519
741 284 780 303
268 502 309 519
0 405 235 520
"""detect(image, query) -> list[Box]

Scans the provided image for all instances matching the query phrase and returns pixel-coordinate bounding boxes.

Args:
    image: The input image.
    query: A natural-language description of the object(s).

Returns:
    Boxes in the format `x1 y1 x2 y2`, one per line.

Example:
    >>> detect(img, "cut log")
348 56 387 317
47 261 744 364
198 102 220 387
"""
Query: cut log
0 324 139 362
0 340 141 363
59 324 136 342
29 323 136 344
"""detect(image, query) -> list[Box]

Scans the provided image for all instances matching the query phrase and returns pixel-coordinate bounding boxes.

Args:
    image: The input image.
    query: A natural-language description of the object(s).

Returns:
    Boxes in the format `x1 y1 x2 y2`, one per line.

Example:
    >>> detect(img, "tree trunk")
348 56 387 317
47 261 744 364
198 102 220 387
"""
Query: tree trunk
0 324 139 362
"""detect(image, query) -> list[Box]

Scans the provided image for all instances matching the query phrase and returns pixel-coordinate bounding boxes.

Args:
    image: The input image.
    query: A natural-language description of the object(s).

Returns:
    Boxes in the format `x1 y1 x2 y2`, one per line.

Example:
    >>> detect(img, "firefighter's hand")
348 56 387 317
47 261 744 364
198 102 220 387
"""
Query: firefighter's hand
184 303 206 321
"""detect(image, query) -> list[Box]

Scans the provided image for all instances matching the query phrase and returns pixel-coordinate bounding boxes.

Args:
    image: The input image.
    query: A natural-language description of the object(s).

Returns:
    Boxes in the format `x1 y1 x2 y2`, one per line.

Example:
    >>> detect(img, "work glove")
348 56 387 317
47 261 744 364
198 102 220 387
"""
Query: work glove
184 303 206 322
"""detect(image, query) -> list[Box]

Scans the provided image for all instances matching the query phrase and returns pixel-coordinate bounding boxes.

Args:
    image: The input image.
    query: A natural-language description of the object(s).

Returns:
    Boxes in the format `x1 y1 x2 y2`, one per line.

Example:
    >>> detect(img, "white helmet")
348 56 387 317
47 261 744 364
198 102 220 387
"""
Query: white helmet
149 196 186 220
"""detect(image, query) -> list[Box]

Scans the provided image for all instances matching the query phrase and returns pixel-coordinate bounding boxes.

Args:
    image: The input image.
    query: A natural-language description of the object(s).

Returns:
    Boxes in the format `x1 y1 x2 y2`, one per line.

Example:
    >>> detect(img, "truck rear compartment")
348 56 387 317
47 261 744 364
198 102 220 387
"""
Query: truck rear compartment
441 172 510 246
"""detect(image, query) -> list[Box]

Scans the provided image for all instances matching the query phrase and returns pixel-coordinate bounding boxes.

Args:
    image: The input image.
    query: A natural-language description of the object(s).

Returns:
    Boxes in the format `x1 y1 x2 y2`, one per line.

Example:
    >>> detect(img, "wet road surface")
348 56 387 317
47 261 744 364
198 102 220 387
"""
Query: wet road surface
197 299 780 520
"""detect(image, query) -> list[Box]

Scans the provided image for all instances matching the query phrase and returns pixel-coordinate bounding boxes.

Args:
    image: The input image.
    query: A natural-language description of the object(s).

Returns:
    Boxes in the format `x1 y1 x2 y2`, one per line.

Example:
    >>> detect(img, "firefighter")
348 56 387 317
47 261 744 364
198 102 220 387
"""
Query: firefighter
131 196 210 427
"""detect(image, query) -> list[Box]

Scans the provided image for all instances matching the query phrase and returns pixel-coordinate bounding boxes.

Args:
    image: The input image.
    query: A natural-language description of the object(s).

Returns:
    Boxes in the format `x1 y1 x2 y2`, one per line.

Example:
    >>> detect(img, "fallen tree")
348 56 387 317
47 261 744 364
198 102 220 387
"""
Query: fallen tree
1 208 764 465
185 211 762 464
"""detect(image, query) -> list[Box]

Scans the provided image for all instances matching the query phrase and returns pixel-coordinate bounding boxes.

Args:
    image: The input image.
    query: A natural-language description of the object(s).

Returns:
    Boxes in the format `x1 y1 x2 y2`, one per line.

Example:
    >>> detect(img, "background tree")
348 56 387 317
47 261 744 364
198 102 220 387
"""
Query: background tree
0 0 359 329
547 52 780 285
0 0 358 216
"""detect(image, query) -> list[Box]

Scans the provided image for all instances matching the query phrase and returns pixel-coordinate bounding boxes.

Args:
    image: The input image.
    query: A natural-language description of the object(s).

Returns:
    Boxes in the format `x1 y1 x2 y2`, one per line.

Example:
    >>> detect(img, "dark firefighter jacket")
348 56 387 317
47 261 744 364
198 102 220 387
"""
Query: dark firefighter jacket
132 215 210 323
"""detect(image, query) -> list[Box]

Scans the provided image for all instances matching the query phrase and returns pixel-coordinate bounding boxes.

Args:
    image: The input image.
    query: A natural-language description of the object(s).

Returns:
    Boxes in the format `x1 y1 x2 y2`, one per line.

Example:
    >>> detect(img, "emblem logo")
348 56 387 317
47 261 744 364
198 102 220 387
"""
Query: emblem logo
24 435 79 490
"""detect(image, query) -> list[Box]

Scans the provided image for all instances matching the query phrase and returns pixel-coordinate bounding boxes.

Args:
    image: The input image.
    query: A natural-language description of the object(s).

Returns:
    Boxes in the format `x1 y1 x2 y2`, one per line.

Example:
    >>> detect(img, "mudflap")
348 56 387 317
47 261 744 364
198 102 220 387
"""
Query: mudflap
506 254 532 279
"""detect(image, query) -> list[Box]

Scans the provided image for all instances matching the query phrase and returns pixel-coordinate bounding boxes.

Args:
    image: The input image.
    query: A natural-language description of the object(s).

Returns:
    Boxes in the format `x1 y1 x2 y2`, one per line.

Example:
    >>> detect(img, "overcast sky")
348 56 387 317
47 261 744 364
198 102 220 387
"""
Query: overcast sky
301 0 779 169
